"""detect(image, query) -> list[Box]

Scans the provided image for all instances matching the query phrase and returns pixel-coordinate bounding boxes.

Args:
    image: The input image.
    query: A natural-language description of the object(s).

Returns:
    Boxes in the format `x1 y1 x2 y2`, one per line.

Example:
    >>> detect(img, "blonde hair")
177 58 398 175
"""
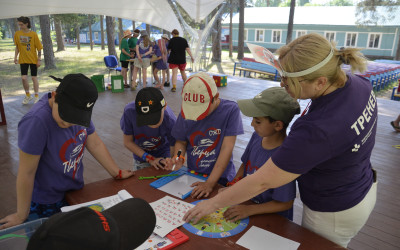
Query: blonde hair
142 35 150 48
277 33 367 98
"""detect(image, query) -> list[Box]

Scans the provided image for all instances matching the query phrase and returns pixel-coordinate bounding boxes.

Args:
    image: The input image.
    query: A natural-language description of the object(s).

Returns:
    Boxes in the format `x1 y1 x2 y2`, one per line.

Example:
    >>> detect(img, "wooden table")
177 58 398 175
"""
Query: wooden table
66 167 344 250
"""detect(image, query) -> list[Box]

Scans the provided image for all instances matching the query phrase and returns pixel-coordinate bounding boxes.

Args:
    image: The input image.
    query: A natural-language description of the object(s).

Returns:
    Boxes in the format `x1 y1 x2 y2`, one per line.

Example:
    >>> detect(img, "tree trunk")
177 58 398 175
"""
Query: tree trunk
212 9 222 63
30 16 36 32
132 20 136 30
237 0 245 60
54 17 65 51
146 24 151 36
286 0 296 44
13 18 19 33
106 16 117 57
8 19 16 39
118 18 123 44
229 0 233 58
100 15 105 50
76 25 80 50
39 15 56 70
396 32 400 60
89 14 93 50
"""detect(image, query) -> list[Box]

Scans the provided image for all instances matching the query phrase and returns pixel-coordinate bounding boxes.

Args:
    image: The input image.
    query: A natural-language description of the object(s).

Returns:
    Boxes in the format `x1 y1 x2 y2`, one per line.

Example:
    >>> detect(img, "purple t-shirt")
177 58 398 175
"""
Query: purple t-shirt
18 93 95 204
272 74 377 212
120 102 176 162
153 44 167 70
172 99 244 182
137 38 151 59
242 132 296 220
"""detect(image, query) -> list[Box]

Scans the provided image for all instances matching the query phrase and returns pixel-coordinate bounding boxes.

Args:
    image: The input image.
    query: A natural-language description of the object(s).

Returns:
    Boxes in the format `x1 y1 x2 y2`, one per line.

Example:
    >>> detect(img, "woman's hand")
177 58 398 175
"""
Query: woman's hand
183 199 218 224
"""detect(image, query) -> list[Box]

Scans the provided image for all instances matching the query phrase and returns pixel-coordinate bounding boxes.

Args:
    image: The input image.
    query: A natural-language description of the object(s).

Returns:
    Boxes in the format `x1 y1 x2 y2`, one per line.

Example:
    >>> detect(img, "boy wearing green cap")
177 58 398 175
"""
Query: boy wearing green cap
222 87 300 221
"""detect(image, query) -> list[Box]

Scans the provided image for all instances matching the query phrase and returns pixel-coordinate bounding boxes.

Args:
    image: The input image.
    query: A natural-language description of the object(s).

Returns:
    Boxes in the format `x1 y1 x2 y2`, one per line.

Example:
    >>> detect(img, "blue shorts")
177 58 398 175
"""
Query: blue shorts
30 198 69 218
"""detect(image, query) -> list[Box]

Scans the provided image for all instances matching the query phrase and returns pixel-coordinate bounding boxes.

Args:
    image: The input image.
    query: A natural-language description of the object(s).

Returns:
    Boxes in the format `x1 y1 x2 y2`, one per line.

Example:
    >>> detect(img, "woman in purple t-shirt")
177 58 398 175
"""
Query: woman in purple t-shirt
131 30 152 90
184 33 377 248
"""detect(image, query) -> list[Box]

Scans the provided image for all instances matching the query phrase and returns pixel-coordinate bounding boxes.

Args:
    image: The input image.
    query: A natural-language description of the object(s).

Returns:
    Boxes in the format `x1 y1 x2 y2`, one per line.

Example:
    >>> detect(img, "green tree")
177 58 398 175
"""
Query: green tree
328 0 353 6
356 0 400 60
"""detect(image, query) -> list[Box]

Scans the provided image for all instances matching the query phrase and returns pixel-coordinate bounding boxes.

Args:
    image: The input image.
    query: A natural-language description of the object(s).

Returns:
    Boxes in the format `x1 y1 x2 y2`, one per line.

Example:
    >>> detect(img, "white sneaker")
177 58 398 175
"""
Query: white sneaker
34 96 39 104
22 95 33 105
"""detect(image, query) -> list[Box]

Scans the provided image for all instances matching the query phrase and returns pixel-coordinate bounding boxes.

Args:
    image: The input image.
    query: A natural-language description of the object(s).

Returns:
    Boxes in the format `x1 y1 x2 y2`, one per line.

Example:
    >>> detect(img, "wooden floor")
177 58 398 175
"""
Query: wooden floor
1 75 399 249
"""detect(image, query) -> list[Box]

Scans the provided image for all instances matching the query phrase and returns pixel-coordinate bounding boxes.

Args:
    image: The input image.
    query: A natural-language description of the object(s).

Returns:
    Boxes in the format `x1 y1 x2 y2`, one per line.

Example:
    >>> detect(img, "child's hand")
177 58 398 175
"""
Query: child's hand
190 181 214 199
149 157 166 170
223 205 250 222
164 157 184 171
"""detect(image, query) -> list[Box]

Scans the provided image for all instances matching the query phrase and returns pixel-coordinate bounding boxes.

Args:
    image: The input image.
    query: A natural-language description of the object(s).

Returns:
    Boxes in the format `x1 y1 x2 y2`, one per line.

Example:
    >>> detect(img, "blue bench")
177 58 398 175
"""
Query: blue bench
233 59 279 81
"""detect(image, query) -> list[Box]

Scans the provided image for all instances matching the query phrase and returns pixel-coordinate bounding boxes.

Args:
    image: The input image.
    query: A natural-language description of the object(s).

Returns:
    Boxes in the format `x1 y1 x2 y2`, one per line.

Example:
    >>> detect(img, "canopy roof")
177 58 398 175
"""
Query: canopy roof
0 0 223 33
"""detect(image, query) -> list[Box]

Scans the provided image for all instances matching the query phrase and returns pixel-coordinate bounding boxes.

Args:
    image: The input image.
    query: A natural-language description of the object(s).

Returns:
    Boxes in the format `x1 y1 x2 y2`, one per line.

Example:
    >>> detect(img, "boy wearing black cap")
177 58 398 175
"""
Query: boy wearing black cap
222 87 300 222
120 87 176 170
0 74 134 230
27 198 156 250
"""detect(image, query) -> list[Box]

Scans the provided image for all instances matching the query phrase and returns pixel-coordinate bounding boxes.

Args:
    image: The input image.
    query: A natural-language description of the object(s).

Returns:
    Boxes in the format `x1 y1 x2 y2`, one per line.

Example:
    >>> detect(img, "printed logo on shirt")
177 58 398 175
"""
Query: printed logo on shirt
59 129 88 179
19 35 32 45
189 127 221 168
135 134 162 151
350 90 377 152
245 160 259 174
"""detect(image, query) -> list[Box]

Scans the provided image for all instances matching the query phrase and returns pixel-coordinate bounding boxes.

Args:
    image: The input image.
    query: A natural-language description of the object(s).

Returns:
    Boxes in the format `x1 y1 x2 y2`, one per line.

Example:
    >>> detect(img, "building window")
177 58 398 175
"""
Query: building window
272 30 281 43
94 32 99 41
297 30 307 38
255 29 264 42
345 33 357 47
325 32 335 42
368 33 381 48
244 29 248 41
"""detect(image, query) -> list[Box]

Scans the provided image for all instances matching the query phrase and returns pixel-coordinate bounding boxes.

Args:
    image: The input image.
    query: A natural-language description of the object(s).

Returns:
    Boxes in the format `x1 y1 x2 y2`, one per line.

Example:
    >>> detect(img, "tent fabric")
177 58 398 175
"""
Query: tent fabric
176 0 224 22
0 0 183 34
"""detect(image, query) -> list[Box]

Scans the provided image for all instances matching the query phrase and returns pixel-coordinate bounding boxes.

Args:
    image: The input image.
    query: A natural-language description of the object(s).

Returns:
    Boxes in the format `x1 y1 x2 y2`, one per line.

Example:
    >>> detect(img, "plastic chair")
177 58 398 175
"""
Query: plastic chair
104 55 122 80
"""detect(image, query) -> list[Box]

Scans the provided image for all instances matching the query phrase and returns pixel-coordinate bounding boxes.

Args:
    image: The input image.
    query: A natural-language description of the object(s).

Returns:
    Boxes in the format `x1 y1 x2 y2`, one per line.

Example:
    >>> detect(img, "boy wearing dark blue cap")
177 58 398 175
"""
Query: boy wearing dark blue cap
0 74 134 230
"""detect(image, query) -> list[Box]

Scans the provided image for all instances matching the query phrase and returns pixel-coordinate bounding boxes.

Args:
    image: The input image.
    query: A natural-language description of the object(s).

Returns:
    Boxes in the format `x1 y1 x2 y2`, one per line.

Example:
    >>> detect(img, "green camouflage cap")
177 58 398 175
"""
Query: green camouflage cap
237 87 300 124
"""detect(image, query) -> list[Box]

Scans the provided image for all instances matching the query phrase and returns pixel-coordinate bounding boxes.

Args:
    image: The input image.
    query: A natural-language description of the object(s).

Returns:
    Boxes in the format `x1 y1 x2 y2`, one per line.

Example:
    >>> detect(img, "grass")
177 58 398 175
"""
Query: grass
0 38 254 97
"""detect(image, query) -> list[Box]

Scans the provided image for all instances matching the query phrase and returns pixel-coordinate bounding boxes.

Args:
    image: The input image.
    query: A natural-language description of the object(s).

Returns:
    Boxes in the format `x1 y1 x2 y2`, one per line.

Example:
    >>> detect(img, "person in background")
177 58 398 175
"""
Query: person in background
160 34 171 87
167 29 194 92
14 16 43 104
184 33 377 248
151 38 168 90
390 114 400 132
165 72 244 199
222 87 299 222
132 30 153 90
120 29 133 88
0 74 134 230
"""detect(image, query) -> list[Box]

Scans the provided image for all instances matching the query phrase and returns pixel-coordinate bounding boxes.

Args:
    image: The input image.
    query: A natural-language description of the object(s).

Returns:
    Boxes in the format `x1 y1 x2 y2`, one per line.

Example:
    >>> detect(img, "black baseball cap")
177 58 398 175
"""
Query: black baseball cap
27 198 156 250
135 87 166 127
50 74 98 127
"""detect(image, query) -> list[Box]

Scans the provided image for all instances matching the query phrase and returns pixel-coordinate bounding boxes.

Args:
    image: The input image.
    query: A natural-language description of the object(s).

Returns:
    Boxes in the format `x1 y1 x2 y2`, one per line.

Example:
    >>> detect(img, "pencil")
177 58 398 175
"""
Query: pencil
172 150 182 171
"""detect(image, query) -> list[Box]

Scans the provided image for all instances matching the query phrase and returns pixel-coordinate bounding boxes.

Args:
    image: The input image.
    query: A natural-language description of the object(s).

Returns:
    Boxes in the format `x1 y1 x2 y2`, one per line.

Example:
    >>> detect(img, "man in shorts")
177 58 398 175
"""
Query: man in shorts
167 29 194 92
14 16 43 104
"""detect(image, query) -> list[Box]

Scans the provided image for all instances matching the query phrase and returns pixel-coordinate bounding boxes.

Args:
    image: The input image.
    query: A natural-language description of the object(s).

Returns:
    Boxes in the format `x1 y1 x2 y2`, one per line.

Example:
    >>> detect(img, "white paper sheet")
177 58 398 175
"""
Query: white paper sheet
236 226 300 250
61 189 133 212
158 174 201 199
114 79 122 89
150 196 194 237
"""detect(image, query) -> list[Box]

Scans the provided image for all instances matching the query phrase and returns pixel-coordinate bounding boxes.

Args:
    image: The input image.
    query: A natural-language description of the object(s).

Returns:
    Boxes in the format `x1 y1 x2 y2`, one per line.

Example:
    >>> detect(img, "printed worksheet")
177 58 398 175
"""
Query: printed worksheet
151 196 194 237
61 189 133 212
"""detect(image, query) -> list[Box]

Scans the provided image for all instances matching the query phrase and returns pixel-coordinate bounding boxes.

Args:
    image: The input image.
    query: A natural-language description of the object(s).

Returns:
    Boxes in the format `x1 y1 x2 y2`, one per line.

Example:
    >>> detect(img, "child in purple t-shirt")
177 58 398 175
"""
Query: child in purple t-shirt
120 87 176 171
151 42 168 90
0 74 134 230
222 87 300 221
165 72 244 199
